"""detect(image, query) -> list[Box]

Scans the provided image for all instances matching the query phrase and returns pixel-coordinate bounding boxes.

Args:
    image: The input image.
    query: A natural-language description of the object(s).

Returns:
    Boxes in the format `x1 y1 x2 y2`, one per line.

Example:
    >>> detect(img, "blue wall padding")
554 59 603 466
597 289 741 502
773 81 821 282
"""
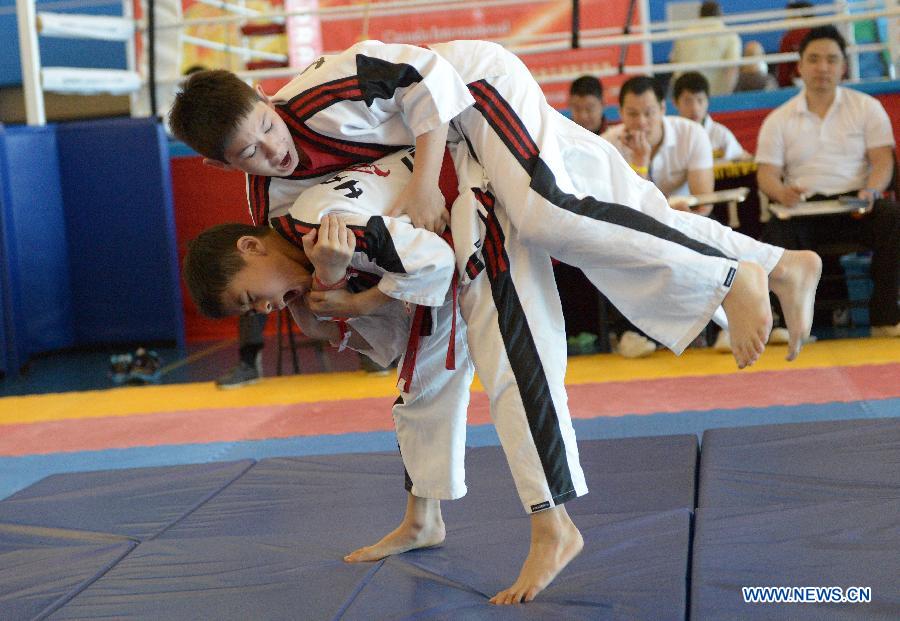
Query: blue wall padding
0 523 135 621
0 126 12 377
0 124 74 373
691 499 900 619
55 118 184 348
697 417 900 508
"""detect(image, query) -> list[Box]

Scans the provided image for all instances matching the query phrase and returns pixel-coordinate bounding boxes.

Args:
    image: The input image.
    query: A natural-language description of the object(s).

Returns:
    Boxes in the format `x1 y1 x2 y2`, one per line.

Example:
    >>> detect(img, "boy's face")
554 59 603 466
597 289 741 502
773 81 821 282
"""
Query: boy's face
675 90 708 124
221 236 311 316
568 94 605 133
220 99 299 177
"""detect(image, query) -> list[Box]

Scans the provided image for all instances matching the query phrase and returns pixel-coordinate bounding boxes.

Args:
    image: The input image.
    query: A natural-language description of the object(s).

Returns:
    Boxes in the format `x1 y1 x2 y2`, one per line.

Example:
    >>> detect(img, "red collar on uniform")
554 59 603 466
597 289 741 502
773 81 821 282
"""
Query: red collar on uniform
275 105 367 178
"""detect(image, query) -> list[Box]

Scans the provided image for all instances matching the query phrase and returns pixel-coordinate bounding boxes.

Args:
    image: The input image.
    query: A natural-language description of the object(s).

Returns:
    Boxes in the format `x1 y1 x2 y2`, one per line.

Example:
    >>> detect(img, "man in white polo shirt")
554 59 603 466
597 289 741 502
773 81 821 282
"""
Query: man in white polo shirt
673 71 750 161
757 25 900 337
603 76 715 213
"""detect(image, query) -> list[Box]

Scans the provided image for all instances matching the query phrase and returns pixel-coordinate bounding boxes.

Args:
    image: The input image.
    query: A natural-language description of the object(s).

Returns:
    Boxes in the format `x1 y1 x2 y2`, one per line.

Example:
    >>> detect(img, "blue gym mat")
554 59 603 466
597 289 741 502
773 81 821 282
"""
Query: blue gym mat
698 417 900 508
692 417 900 619
0 436 698 620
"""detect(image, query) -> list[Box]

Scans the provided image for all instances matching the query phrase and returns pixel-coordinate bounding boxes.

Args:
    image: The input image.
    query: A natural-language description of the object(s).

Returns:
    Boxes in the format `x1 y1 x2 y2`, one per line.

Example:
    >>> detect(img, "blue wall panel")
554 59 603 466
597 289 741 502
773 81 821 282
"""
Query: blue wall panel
55 117 184 348
0 124 75 373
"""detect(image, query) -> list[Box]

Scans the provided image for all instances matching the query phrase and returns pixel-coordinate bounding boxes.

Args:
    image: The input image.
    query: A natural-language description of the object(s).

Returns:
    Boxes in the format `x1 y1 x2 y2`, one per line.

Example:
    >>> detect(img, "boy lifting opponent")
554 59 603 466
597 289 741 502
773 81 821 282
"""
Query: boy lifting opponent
170 41 821 603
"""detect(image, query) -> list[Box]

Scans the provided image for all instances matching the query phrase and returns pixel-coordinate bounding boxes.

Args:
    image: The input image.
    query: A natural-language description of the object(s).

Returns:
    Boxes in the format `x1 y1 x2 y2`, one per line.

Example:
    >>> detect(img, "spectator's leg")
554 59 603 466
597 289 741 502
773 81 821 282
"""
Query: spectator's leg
216 313 267 389
862 199 900 328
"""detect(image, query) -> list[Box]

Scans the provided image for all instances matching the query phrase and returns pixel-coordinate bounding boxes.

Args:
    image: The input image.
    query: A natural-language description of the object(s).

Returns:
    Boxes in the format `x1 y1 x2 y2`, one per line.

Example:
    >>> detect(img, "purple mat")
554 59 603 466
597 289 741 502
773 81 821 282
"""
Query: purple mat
691 498 900 620
698 417 900 508
1 437 697 619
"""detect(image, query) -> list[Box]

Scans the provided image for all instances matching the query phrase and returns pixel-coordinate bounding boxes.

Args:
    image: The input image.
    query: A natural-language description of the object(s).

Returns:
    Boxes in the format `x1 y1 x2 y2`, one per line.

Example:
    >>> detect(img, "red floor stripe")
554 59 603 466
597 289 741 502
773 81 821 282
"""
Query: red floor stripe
3 364 897 456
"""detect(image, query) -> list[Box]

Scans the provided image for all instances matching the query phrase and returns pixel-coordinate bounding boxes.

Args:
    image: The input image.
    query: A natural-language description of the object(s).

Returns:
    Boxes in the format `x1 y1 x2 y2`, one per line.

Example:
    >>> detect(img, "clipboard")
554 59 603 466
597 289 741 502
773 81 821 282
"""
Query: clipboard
768 197 870 220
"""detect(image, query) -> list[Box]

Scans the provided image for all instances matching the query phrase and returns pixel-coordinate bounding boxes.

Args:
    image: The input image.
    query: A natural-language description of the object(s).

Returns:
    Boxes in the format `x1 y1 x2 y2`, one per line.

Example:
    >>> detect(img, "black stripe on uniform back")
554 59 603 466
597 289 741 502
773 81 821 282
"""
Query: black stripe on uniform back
468 82 734 261
356 55 424 107
364 216 406 274
475 192 576 505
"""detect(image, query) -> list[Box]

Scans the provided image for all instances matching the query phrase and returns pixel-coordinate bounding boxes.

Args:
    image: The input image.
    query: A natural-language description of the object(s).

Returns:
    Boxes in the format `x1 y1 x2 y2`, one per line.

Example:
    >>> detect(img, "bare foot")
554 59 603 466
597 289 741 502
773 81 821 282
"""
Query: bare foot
721 261 772 369
344 494 445 562
490 505 584 605
769 250 822 361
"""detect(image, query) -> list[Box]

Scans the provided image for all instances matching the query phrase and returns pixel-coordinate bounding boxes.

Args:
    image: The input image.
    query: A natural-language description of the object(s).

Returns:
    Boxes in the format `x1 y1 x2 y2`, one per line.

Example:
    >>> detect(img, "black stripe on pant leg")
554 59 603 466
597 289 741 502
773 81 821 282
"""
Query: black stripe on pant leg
469 80 735 261
393 395 414 492
475 196 576 506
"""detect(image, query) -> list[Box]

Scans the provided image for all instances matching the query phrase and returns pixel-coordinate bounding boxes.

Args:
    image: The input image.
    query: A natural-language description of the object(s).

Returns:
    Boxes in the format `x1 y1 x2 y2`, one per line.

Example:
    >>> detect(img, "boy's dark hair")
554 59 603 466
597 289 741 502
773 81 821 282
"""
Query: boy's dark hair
618 76 665 108
168 70 260 163
799 25 847 57
672 72 710 100
183 223 271 318
569 75 604 99
700 1 722 17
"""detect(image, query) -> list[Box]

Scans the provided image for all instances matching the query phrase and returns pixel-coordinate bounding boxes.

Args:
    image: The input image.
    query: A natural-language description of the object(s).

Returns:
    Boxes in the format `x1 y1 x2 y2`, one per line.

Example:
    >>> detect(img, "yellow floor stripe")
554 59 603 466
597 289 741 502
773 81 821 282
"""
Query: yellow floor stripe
1 338 897 426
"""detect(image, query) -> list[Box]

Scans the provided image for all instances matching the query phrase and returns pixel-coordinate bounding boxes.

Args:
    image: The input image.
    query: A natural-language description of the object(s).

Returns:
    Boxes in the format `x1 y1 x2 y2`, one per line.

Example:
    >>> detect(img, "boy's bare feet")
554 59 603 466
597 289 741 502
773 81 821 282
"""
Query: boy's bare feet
344 493 445 562
490 505 584 605
721 261 772 369
768 250 822 361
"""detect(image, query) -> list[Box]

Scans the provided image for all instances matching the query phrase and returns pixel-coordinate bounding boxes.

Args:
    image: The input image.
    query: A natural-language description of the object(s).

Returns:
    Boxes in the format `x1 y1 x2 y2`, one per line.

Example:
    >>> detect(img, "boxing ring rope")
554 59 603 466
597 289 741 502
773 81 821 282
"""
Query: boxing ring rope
15 0 900 126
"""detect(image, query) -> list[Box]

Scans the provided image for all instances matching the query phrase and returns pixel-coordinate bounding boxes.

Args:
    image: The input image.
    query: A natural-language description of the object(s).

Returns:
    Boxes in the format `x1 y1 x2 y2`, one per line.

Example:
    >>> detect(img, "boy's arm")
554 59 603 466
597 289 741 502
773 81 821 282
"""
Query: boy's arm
389 122 450 233
286 298 373 350
305 286 392 318
278 213 455 309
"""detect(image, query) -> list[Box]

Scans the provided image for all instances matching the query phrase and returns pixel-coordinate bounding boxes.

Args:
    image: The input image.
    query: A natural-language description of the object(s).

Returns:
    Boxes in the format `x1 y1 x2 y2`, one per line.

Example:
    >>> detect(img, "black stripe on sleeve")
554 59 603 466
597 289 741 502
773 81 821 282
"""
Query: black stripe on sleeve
356 55 424 106
363 216 407 274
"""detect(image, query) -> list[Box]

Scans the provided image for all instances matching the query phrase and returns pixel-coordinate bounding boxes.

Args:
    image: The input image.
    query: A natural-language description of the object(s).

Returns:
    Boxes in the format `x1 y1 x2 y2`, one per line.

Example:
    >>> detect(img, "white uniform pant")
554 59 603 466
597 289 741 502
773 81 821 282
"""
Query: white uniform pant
456 189 588 513
391 297 474 501
453 46 782 353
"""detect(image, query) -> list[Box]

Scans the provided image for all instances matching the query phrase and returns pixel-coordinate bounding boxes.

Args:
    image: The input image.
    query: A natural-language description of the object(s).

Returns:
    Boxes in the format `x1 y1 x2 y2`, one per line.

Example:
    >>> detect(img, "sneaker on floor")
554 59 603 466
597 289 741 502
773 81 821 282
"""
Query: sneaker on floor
129 347 162 384
616 330 656 359
767 327 790 344
216 354 262 389
767 327 816 345
871 322 900 338
713 330 731 353
567 331 599 356
109 353 133 385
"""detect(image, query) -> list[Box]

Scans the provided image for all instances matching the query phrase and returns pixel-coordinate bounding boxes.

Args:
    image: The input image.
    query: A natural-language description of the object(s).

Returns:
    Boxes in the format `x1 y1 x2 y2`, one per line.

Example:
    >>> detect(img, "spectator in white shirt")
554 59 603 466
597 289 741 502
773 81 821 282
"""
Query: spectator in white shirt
757 26 900 337
602 76 715 213
673 71 751 161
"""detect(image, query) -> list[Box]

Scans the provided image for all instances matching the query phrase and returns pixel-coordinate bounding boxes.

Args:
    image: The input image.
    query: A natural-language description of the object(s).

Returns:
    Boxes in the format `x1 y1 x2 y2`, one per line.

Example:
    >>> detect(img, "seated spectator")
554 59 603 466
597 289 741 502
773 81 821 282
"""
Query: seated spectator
568 75 608 136
602 76 716 357
670 1 741 96
673 71 751 161
735 41 778 92
777 1 814 87
757 26 900 338
603 76 715 213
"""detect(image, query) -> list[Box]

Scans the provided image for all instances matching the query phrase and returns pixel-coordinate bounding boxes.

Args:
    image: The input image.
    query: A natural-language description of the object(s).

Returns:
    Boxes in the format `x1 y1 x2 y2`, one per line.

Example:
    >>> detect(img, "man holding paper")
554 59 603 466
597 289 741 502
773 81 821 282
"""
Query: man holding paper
756 26 900 337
